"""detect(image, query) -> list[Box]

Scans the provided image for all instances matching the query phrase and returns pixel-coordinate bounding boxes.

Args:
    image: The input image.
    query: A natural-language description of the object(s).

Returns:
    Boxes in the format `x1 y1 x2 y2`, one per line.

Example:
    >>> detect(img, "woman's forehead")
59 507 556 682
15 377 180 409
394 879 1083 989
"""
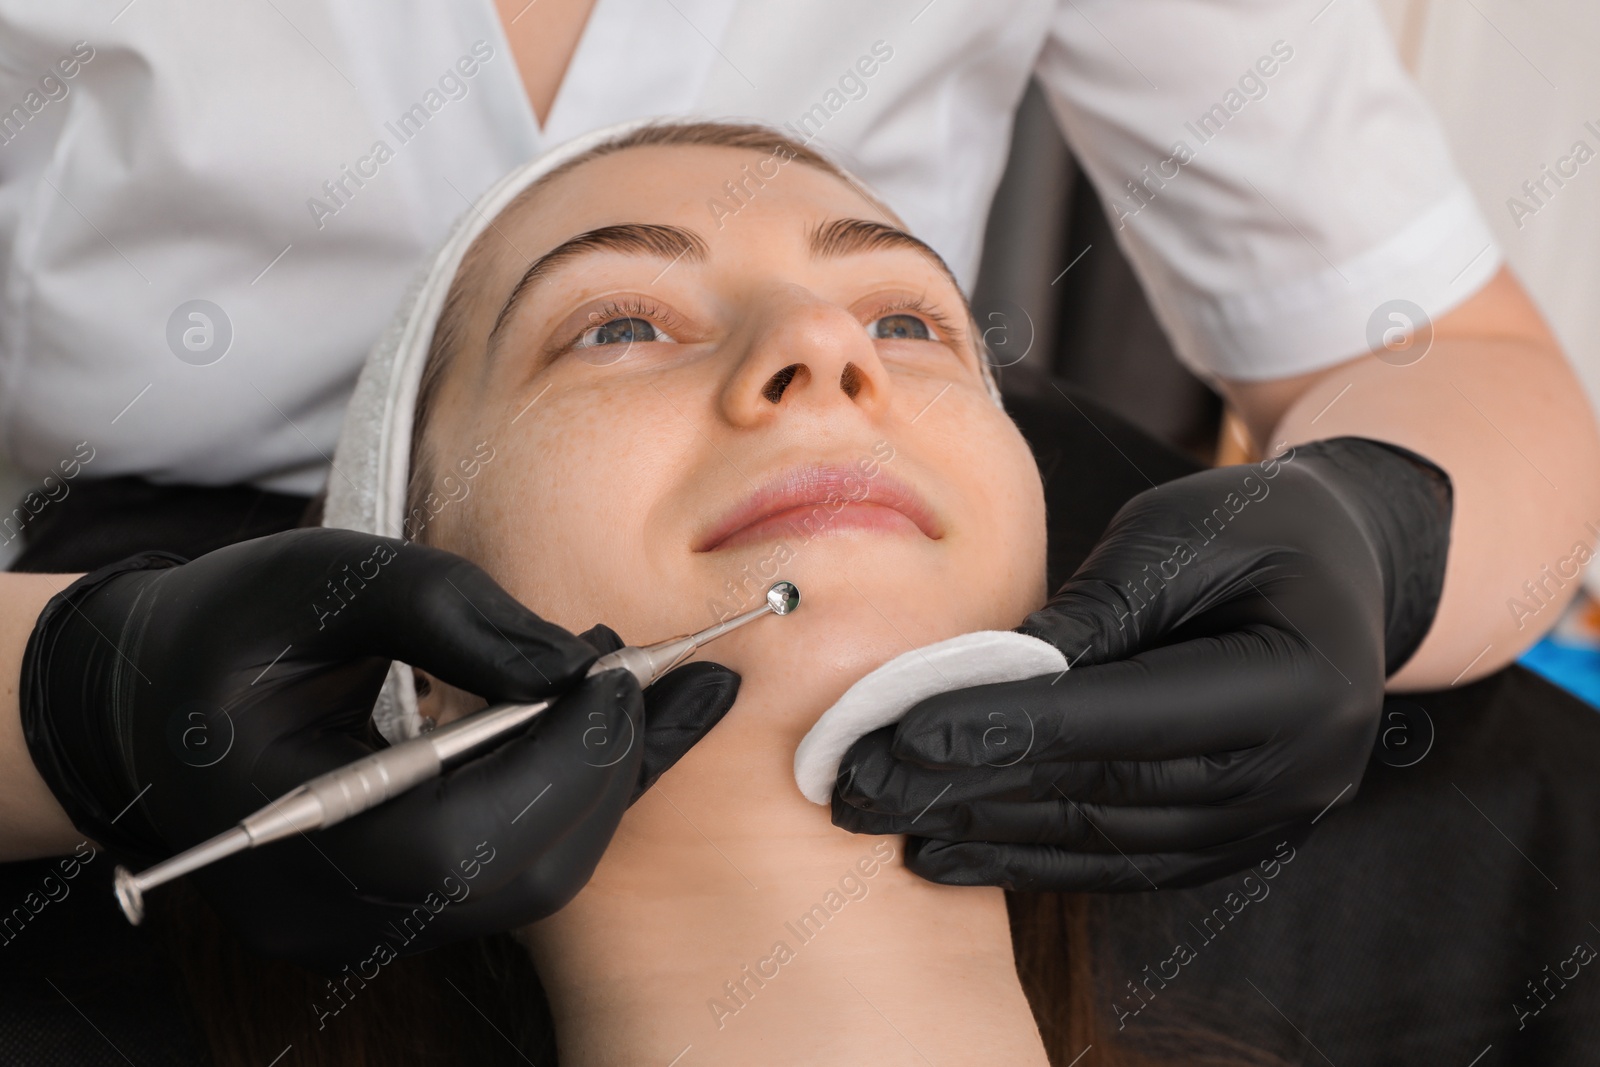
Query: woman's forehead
493 142 897 261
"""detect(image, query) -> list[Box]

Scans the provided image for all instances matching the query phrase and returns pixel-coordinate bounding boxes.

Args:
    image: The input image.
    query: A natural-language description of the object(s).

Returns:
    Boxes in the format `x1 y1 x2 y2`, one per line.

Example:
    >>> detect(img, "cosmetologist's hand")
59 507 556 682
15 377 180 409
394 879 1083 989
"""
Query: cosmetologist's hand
833 437 1452 891
20 527 739 969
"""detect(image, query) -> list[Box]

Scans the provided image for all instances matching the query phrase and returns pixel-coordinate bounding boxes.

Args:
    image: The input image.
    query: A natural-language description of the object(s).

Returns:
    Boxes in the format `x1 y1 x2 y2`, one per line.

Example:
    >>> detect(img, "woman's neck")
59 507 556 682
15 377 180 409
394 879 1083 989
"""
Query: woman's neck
519 652 1050 1066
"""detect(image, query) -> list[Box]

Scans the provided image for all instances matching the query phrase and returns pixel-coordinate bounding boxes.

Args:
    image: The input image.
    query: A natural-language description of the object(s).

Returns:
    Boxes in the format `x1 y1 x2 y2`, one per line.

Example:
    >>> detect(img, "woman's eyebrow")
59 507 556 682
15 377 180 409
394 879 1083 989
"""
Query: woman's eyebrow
808 218 963 294
487 223 708 350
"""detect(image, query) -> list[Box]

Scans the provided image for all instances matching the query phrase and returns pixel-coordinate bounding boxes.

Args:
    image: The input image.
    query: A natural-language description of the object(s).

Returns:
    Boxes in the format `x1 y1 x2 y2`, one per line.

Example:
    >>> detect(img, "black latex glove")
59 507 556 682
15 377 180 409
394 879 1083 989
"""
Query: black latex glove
834 437 1452 891
20 528 739 969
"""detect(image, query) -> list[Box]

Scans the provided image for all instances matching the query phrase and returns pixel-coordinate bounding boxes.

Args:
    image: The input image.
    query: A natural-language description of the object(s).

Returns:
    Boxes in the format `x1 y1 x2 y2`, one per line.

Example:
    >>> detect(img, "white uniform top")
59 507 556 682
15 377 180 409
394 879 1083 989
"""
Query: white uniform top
0 0 1499 496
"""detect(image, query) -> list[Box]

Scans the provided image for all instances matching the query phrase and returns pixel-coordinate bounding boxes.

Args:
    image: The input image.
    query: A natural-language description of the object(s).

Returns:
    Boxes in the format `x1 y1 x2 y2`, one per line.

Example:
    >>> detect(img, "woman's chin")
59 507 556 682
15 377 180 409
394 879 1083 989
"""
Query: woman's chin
697 527 996 614
692 546 1015 697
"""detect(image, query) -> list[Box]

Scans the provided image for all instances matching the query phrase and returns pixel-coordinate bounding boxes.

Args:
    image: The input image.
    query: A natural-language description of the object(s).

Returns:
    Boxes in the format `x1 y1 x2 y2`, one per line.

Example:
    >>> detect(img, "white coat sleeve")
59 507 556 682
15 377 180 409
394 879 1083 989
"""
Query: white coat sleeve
1033 0 1501 381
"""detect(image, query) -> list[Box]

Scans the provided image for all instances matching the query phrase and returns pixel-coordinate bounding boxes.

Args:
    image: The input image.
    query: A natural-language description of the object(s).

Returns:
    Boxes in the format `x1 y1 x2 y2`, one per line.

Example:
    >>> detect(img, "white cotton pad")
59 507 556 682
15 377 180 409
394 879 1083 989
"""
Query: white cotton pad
793 630 1070 805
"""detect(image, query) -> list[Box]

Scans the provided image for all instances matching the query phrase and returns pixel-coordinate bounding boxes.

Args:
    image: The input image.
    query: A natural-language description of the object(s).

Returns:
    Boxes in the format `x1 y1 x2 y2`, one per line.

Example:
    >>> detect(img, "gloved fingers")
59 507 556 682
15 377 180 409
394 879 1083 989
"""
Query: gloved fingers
1013 577 1149 668
576 622 625 655
834 728 1265 817
577 622 742 802
402 766 638 951
329 538 598 704
1013 482 1276 665
205 702 641 970
836 793 1277 854
833 725 1034 819
630 661 741 804
322 668 644 897
889 624 1319 767
378 679 648 952
903 829 1301 892
1029 751 1264 806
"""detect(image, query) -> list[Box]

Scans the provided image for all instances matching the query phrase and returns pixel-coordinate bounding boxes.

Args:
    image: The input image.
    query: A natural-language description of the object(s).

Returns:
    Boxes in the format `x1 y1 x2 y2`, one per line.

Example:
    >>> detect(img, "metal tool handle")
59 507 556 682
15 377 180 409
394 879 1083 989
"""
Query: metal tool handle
112 581 800 926
418 649 642 764
273 649 650 833
234 738 446 851
311 740 444 826
265 649 649 836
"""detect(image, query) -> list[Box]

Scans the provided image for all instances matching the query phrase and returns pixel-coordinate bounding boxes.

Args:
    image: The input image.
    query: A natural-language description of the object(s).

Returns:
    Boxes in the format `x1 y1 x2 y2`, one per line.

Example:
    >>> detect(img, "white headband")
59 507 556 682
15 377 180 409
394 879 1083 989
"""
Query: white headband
322 118 1002 742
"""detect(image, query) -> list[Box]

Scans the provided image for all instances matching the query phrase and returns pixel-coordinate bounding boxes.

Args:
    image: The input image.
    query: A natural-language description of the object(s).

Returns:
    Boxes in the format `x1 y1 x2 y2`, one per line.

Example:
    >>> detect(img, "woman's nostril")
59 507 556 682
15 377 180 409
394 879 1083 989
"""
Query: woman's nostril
759 360 863 403
840 362 863 400
762 363 804 403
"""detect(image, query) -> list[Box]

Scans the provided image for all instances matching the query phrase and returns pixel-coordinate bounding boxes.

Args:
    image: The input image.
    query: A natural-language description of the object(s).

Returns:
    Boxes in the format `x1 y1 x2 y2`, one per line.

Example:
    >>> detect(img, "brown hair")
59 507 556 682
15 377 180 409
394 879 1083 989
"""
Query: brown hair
1010 893 1290 1067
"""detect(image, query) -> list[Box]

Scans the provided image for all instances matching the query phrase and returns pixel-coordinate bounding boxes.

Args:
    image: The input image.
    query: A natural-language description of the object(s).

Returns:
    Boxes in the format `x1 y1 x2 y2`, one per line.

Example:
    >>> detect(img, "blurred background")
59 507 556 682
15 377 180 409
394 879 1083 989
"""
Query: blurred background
968 0 1600 707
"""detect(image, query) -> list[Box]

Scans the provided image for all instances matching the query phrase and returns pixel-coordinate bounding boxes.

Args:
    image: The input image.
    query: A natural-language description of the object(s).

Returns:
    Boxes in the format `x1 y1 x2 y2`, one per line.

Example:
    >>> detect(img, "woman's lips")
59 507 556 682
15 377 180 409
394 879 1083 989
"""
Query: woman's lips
695 463 943 553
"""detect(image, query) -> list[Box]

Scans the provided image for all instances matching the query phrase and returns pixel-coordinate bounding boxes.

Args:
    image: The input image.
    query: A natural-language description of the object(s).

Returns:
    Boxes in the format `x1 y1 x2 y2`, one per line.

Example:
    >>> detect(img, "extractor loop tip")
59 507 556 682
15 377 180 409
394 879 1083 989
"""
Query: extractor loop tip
767 582 800 615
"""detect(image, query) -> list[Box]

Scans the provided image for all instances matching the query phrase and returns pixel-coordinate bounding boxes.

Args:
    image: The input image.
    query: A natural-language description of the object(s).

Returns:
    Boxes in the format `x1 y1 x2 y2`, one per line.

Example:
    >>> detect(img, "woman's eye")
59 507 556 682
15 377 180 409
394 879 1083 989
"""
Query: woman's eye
870 313 932 341
578 316 675 348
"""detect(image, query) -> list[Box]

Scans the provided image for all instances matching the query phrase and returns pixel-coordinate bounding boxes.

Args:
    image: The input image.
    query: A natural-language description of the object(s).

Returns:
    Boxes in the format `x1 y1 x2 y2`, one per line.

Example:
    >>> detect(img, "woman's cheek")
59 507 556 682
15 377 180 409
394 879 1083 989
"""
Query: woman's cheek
443 435 580 619
963 417 1049 616
484 428 687 635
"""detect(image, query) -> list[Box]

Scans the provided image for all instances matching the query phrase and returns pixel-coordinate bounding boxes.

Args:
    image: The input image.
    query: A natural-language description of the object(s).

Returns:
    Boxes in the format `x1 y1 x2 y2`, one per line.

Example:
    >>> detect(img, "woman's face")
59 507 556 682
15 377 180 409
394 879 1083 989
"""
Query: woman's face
420 141 1048 726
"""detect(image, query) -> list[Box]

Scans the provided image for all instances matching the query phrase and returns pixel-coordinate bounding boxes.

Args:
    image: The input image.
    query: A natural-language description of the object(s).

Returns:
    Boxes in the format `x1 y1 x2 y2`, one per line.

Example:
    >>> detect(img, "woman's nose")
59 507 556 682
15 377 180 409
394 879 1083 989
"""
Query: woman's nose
718 290 890 425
